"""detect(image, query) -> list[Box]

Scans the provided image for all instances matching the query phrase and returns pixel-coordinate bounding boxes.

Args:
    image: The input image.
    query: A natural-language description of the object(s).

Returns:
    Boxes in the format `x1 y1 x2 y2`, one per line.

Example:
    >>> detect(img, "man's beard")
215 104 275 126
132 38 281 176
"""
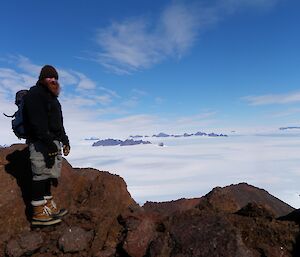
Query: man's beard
46 83 60 97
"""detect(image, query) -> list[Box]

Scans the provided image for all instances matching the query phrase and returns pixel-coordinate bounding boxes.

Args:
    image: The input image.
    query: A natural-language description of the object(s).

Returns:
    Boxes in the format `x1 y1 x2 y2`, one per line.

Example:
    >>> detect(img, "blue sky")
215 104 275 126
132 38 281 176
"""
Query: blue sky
1 0 300 142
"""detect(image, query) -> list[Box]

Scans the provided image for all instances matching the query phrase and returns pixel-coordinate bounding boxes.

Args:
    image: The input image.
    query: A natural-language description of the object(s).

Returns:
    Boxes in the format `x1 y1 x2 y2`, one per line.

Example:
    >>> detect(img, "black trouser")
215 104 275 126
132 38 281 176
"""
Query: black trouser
31 178 58 201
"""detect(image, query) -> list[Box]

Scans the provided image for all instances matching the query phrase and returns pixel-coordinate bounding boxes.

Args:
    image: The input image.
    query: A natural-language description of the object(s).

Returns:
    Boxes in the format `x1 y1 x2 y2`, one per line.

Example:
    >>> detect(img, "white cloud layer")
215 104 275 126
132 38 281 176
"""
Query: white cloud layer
94 0 280 73
68 134 300 208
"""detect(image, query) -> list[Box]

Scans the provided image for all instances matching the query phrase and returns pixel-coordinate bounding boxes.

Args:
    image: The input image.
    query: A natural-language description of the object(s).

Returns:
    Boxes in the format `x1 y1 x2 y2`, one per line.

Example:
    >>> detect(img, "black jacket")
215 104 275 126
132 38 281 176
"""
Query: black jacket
23 82 69 147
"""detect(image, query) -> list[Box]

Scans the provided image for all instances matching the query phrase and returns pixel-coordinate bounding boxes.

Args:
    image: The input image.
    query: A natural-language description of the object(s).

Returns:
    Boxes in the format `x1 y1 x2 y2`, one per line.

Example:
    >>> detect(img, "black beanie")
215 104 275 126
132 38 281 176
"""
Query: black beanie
39 65 59 80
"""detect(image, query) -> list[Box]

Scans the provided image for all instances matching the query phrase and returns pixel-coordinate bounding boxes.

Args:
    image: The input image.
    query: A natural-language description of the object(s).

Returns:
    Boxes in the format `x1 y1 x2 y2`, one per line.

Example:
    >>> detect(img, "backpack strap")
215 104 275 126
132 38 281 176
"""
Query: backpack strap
3 112 15 118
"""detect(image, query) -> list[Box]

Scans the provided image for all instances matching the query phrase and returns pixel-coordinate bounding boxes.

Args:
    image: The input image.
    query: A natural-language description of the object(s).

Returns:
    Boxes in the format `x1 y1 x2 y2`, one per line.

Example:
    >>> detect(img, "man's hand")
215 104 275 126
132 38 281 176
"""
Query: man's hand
63 145 70 156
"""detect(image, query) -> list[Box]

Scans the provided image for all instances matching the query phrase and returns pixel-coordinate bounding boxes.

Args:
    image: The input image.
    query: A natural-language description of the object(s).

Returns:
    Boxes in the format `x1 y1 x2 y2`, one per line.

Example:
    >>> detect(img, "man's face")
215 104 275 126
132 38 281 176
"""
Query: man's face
44 77 60 96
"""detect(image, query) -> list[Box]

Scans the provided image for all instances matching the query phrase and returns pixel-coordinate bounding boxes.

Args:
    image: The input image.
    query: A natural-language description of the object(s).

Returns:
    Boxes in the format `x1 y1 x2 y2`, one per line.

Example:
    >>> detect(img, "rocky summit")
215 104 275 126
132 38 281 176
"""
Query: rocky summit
0 144 300 257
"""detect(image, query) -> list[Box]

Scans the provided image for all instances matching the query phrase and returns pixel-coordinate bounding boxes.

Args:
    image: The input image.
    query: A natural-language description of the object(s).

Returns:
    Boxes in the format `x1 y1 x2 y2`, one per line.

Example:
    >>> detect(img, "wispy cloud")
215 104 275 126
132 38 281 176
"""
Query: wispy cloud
159 1 203 57
0 55 104 96
73 72 97 91
94 0 280 74
0 57 188 143
99 86 120 98
176 111 217 124
131 88 148 96
0 56 159 115
94 2 204 74
155 97 164 105
95 94 113 106
14 55 41 75
96 19 165 74
270 108 300 118
219 0 280 12
0 68 36 97
243 91 300 106
0 56 225 146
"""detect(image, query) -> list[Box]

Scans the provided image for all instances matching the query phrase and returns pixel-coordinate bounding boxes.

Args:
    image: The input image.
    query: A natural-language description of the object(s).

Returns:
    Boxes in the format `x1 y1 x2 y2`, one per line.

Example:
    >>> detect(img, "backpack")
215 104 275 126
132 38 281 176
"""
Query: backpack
3 90 29 139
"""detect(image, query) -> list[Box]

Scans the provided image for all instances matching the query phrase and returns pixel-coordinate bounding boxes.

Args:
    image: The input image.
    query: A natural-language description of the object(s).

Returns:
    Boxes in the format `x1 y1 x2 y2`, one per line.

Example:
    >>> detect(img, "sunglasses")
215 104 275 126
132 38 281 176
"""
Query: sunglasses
45 78 59 85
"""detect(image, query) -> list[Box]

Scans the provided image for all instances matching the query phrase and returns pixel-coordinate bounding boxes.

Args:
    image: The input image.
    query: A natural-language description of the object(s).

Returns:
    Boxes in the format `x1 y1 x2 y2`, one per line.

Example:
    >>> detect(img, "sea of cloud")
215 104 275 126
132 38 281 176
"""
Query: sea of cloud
66 132 300 208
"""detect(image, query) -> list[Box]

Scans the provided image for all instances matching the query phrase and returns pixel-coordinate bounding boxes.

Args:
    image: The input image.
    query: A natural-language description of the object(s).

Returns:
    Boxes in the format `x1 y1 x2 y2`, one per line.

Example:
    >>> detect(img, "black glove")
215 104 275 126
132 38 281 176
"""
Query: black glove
45 155 55 168
44 141 58 169
47 141 58 154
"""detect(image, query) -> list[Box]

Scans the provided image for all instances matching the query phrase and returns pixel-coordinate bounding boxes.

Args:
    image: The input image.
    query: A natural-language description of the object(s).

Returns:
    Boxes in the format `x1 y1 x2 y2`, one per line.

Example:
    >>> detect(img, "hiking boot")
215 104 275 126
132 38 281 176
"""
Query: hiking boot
44 196 68 218
31 200 62 226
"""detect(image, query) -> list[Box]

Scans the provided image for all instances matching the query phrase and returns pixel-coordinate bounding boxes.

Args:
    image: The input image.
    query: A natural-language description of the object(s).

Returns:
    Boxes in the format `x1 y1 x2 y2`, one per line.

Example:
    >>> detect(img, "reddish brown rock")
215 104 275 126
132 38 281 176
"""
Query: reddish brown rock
1 144 300 257
146 203 299 257
58 226 94 253
228 213 298 257
235 202 276 219
120 209 162 257
0 145 32 237
143 197 202 217
143 183 294 219
148 208 254 257
5 239 23 257
204 183 294 217
0 144 136 256
5 231 44 257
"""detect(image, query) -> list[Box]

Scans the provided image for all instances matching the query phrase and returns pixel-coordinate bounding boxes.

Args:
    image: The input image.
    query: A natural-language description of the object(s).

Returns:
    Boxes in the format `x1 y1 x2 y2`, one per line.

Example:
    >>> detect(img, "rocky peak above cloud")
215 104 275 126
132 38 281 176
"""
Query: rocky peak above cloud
92 138 151 147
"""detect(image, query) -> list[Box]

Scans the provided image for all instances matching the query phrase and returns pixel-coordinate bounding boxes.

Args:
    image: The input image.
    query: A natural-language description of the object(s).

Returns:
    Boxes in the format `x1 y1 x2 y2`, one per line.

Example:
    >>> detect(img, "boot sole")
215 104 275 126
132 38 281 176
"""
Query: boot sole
52 209 68 218
31 218 62 226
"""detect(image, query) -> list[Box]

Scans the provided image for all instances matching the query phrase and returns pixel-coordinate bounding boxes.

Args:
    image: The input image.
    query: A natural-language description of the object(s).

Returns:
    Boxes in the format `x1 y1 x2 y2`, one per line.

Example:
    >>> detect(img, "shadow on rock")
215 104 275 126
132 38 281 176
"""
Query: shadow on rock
5 147 32 221
293 235 300 257
278 209 300 257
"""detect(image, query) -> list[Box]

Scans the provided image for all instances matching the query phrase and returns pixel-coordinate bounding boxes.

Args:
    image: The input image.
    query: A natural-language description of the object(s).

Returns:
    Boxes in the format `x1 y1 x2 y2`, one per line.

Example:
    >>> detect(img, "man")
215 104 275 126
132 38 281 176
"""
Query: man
23 65 70 226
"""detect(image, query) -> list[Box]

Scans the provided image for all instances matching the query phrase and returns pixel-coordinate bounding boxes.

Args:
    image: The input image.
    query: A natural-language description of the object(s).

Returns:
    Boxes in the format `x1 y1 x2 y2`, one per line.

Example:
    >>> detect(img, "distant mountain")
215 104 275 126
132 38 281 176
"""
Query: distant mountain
129 135 143 138
91 131 228 145
92 138 151 147
207 132 228 137
279 127 300 130
152 131 228 138
120 139 151 146
152 132 170 137
92 139 122 146
195 131 207 136
85 137 100 141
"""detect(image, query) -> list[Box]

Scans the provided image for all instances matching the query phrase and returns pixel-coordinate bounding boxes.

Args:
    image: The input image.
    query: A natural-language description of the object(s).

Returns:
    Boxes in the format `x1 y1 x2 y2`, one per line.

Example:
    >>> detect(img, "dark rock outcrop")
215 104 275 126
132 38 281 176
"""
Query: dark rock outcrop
1 144 300 257
279 127 300 130
152 132 170 137
203 183 293 217
195 131 207 136
92 139 151 147
120 139 151 146
152 131 228 138
92 138 122 146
